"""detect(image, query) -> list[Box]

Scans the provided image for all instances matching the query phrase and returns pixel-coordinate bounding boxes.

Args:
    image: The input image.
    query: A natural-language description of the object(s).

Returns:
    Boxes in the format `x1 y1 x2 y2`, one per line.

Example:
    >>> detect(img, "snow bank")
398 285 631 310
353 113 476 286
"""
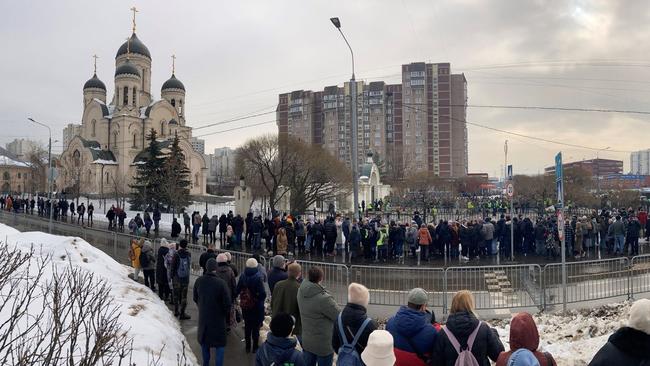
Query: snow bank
0 223 198 365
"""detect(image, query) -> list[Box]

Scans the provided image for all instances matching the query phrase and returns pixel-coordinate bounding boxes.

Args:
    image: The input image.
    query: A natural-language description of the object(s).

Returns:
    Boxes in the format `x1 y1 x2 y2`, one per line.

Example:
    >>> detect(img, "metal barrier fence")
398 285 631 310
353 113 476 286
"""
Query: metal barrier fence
542 258 631 307
2 210 650 313
445 264 543 312
350 265 446 310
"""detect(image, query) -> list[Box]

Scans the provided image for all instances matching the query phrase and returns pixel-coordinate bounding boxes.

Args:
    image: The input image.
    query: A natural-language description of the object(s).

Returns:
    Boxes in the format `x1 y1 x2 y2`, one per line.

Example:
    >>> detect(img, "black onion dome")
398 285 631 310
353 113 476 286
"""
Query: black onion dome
116 33 151 59
168 118 178 125
83 73 106 91
115 61 140 77
161 74 185 92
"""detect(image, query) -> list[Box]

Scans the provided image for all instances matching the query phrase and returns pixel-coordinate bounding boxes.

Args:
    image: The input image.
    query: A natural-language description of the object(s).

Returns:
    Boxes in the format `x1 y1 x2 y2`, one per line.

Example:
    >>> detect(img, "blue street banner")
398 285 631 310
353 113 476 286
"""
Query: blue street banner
555 152 563 208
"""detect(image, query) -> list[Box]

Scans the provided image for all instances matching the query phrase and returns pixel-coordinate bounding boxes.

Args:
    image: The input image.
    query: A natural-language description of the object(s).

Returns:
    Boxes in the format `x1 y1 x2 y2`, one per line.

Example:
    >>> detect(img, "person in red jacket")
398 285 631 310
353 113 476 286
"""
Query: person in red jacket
638 209 648 239
496 312 556 366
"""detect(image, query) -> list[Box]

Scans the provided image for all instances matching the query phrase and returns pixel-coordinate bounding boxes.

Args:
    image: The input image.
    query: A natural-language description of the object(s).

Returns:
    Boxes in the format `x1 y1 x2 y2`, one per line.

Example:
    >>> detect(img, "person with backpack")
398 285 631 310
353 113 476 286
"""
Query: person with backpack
129 239 143 282
172 239 192 320
495 312 556 366
332 283 377 366
255 312 305 366
589 298 650 366
297 266 340 366
236 258 267 353
431 290 504 366
194 258 232 366
140 240 156 291
360 330 396 366
386 288 438 366
156 239 172 302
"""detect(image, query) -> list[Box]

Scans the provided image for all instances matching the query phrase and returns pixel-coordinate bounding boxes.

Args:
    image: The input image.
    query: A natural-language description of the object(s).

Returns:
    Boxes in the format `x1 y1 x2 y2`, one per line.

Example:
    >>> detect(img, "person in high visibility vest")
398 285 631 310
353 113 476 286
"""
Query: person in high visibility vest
377 223 388 262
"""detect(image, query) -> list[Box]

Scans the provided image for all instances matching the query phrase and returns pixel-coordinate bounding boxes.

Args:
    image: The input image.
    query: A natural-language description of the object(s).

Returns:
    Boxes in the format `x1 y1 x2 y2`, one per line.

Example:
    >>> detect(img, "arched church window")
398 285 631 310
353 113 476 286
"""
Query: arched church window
132 87 137 106
160 120 165 136
113 131 118 148
195 173 199 186
2 172 9 180
17 173 21 179
171 99 176 107
73 150 81 167
133 133 137 148
106 172 110 184
123 86 129 106
179 99 183 115
91 119 96 137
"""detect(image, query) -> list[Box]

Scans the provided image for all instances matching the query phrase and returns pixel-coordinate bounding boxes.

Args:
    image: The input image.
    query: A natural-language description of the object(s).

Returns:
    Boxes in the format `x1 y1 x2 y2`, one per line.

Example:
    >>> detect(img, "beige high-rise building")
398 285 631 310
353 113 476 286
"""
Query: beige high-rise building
277 61 467 179
5 138 39 160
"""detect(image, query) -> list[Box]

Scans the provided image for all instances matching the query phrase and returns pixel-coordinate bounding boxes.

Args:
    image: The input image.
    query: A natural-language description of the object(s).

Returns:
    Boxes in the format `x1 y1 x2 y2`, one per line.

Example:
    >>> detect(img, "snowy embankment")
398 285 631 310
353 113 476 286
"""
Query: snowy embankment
0 223 198 365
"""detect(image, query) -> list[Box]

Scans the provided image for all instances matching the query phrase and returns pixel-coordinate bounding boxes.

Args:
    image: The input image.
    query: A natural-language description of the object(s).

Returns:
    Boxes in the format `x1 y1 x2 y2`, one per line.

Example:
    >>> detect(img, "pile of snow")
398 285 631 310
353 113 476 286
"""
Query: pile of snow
0 223 197 365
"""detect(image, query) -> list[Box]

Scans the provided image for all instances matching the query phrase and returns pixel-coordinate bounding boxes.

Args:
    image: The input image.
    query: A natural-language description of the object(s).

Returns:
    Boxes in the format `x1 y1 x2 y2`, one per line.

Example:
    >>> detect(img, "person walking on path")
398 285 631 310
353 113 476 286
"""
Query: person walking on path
172 239 192 320
297 266 340 366
129 238 143 282
431 290 504 366
156 239 172 302
153 207 161 233
236 258 267 353
140 240 156 291
496 312 556 366
194 258 232 366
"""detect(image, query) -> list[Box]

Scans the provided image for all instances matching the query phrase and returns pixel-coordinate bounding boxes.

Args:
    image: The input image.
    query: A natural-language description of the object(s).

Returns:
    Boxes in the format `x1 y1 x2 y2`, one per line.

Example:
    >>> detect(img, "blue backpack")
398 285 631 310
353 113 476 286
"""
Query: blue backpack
336 315 372 366
176 254 191 280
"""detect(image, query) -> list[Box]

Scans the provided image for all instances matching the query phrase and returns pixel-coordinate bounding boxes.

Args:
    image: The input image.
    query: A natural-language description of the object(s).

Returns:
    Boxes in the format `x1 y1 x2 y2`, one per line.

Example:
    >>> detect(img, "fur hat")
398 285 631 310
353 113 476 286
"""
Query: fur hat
224 252 232 261
246 258 258 268
348 282 370 308
361 330 396 366
159 238 169 248
206 258 218 273
629 298 650 335
272 255 286 269
216 253 228 263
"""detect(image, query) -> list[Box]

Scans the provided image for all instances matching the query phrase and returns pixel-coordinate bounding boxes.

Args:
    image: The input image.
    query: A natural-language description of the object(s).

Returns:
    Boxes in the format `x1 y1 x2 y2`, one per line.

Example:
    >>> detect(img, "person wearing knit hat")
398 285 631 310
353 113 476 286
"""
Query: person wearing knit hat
268 255 288 294
255 313 305 366
590 298 650 365
236 256 267 353
214 253 236 310
194 258 232 366
216 253 228 263
361 330 396 366
224 252 238 277
333 283 377 362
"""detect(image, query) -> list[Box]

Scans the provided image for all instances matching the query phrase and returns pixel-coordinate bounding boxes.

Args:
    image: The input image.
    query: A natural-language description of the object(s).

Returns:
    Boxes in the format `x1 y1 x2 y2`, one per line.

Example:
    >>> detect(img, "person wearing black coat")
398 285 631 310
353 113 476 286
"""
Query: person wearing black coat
171 218 181 238
194 258 232 366
432 291 504 366
199 245 217 274
332 284 377 361
323 218 337 255
156 243 171 301
218 214 228 245
589 299 650 366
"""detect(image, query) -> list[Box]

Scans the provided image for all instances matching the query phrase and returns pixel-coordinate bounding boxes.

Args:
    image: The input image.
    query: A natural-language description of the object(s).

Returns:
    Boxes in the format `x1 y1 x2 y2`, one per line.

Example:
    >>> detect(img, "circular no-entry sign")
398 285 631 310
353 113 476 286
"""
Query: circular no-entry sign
506 183 514 198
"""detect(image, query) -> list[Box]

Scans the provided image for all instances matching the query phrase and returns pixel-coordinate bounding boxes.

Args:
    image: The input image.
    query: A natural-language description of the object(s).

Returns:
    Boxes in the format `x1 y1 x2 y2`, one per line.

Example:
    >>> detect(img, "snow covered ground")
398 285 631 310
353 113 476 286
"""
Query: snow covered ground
0 222 198 365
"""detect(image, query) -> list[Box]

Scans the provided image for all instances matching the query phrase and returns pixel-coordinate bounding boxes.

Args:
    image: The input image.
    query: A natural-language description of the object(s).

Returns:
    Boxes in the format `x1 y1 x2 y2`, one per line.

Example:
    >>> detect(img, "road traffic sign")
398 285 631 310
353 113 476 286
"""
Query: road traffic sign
557 210 564 241
506 183 514 197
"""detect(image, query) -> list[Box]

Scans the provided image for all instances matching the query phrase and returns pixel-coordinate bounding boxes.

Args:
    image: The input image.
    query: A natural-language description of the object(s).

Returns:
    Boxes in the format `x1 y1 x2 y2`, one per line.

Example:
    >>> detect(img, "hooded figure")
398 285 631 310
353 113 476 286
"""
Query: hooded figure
496 313 556 366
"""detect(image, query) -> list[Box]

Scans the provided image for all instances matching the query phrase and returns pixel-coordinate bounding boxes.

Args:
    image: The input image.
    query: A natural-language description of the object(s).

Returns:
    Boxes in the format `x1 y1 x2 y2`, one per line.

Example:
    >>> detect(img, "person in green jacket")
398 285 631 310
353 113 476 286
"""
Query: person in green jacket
297 266 340 366
271 262 302 339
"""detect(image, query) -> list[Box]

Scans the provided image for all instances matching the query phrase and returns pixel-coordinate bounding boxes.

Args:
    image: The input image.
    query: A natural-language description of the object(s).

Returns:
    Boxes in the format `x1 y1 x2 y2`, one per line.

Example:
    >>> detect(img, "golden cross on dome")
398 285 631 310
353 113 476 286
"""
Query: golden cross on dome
171 54 176 74
92 54 99 74
130 6 138 33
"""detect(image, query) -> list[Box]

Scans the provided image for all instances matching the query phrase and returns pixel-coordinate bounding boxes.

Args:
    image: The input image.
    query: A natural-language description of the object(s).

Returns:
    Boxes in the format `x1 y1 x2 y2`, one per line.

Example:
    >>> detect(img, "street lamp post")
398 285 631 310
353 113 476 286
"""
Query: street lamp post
596 146 611 194
27 117 53 233
330 17 359 220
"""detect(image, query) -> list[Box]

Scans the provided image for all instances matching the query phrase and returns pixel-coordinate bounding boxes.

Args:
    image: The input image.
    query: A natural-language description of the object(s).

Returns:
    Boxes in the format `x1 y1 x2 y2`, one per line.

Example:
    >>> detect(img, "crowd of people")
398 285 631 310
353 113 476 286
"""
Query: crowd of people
188 255 650 366
1 194 96 225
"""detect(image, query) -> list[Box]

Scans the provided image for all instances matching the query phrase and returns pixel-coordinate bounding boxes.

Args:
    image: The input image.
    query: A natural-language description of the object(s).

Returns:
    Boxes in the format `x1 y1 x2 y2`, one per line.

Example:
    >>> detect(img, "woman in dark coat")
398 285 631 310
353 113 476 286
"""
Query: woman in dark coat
201 213 210 244
193 258 232 366
432 290 504 366
236 258 267 353
156 240 171 301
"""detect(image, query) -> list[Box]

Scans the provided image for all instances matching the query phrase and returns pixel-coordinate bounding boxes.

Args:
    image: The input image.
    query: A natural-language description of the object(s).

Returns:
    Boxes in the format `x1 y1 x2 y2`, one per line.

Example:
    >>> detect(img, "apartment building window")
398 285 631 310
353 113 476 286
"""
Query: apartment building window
374 139 381 146
387 132 393 139
410 71 425 78
405 97 410 104
415 97 422 104
405 131 411 137
364 132 370 138
410 79 425 86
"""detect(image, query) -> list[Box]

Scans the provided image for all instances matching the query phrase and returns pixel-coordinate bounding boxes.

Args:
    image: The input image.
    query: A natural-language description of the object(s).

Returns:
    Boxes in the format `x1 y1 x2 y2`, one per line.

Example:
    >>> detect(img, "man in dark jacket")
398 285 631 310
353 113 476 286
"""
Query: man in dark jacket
589 299 650 366
271 263 302 340
194 258 232 366
256 312 305 366
323 217 337 255
268 255 288 295
153 207 161 232
386 288 437 366
172 239 192 319
332 283 377 363
171 218 181 238
215 253 236 303
199 243 217 274
219 213 228 245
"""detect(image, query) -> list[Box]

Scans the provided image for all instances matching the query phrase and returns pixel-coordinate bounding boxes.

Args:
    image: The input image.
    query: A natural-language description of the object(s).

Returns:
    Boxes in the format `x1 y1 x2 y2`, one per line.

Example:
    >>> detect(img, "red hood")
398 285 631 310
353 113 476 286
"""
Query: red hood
509 312 539 351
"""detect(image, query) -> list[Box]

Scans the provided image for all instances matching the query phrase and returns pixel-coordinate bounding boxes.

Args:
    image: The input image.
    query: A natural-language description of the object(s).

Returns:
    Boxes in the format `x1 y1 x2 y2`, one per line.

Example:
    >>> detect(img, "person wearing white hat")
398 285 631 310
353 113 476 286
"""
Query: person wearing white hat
361 330 396 366
235 257 266 353
589 298 650 365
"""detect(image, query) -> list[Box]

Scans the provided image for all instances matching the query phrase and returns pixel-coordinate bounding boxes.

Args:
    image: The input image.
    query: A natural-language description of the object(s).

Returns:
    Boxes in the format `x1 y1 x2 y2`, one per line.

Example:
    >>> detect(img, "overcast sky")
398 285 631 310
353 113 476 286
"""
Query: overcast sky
2 0 649 176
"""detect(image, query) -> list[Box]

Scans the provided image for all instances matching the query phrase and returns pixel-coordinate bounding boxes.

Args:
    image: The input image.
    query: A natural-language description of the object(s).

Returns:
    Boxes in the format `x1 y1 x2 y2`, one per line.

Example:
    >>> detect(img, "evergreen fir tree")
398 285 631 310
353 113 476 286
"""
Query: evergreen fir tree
160 133 192 214
129 129 165 210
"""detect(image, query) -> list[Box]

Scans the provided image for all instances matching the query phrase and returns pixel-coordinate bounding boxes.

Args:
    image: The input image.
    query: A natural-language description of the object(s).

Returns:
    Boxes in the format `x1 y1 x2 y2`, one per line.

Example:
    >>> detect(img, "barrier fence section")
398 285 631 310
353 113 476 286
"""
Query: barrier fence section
295 260 349 305
542 258 631 307
349 265 446 310
445 264 543 312
631 254 650 299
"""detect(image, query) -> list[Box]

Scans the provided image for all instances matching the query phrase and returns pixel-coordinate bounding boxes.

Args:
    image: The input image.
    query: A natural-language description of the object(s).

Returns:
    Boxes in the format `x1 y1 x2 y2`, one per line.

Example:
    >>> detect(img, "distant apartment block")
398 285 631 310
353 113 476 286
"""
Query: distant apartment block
544 158 624 178
277 62 468 178
631 149 650 175
191 137 205 155
5 138 40 160
62 124 82 149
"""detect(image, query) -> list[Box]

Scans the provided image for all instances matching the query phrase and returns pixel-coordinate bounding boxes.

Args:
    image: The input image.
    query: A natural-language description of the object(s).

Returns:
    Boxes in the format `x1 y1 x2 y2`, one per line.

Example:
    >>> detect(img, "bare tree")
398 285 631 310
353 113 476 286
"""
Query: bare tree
26 146 48 194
